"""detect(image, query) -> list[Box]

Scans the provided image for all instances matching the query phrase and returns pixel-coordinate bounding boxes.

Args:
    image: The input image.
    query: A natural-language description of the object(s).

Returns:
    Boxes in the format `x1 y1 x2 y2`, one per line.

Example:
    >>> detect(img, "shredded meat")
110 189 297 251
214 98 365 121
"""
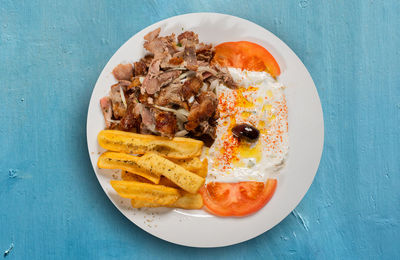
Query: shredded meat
178 31 199 45
144 27 161 42
120 102 141 131
196 43 213 62
109 84 127 119
134 61 148 76
154 109 177 137
100 97 112 128
112 64 133 81
155 83 184 107
182 77 202 100
185 91 218 131
101 27 238 141
184 44 198 71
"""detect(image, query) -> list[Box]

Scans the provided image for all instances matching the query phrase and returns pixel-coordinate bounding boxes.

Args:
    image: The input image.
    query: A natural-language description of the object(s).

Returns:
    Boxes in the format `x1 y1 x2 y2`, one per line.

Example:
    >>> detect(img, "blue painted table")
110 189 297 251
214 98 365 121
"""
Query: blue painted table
1 0 399 259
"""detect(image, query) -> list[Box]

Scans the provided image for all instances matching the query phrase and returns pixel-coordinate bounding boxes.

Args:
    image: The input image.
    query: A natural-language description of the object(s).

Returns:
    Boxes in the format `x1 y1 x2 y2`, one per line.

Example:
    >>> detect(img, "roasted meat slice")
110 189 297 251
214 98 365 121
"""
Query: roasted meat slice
182 77 202 100
100 97 112 128
153 109 177 137
110 83 127 119
112 64 133 81
120 102 141 131
134 61 148 76
155 82 184 107
178 31 199 45
185 91 218 131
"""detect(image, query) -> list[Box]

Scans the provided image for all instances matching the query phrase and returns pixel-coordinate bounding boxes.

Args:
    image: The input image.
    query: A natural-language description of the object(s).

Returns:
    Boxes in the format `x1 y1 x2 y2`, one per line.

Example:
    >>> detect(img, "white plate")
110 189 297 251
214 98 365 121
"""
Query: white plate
87 13 324 247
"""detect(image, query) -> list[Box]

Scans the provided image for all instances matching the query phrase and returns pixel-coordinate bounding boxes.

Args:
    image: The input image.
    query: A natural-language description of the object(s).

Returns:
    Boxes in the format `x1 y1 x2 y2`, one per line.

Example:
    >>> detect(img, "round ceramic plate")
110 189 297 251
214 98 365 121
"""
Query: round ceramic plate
87 13 324 247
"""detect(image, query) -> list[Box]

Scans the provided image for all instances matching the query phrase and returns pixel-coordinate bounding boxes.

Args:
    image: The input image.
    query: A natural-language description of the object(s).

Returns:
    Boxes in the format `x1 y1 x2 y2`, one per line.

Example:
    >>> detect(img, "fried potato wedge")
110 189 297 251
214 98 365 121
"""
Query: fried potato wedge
159 176 180 188
170 157 203 172
138 153 205 193
198 158 208 178
130 192 203 209
98 152 160 184
121 171 153 183
98 130 203 159
130 199 161 208
170 157 208 178
172 192 203 209
122 171 179 188
110 180 180 205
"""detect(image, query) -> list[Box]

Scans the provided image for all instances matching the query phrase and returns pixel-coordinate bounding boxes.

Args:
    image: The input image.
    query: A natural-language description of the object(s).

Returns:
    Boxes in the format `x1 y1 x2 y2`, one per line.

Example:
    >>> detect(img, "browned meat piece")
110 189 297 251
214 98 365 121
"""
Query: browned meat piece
184 45 198 71
112 64 133 81
144 30 176 60
157 70 182 87
182 77 202 99
178 31 199 45
135 103 156 133
134 61 148 76
197 65 237 88
141 78 159 95
127 77 141 90
155 83 184 106
120 102 141 131
214 65 237 88
110 84 127 119
142 69 181 95
154 110 177 137
185 91 218 131
196 43 213 62
144 28 161 42
168 57 184 66
148 59 161 75
141 54 154 66
100 97 112 128
118 80 131 87
199 121 217 139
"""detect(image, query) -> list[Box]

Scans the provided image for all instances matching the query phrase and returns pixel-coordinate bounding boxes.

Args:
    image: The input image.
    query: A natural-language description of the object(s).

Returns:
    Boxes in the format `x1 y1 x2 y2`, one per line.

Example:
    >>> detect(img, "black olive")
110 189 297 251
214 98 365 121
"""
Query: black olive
231 123 260 142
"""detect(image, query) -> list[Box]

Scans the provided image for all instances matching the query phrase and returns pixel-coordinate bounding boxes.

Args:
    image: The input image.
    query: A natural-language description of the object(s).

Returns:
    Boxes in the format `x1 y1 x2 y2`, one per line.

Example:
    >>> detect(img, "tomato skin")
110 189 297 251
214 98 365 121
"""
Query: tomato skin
212 41 281 78
200 179 277 217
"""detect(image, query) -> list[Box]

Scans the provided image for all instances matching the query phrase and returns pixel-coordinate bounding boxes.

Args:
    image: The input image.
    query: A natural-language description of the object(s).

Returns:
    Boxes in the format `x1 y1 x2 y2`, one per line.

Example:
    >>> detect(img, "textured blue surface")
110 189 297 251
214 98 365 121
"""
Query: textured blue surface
1 0 399 259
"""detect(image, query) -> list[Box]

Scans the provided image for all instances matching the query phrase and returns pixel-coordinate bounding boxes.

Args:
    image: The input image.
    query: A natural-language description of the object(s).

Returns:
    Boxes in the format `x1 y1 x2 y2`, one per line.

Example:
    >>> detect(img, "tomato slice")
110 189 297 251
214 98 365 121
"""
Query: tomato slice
199 179 277 217
212 41 281 78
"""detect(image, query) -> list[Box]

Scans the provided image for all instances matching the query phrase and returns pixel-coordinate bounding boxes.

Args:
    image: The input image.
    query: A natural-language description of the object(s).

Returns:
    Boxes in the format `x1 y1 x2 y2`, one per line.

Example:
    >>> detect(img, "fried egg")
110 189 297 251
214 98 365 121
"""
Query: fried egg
206 68 288 183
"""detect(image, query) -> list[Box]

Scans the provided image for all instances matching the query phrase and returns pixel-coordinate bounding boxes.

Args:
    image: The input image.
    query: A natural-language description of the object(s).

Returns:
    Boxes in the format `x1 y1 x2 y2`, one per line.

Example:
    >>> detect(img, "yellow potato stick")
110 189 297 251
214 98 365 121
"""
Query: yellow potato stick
159 177 180 188
170 157 203 172
171 192 203 209
137 153 205 193
98 130 203 159
170 157 208 178
130 193 203 209
110 180 180 205
98 152 160 184
121 171 153 183
130 199 161 208
198 158 208 178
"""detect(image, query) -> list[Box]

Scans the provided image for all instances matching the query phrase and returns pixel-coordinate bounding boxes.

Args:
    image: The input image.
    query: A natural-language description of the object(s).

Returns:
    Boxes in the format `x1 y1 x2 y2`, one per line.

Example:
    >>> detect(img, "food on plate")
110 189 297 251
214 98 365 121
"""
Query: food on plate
98 152 161 184
130 192 203 209
137 153 205 194
110 180 180 205
231 123 260 142
121 171 179 188
98 151 205 193
212 41 281 78
169 157 208 178
199 179 277 216
98 130 203 159
97 28 288 216
99 28 237 143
